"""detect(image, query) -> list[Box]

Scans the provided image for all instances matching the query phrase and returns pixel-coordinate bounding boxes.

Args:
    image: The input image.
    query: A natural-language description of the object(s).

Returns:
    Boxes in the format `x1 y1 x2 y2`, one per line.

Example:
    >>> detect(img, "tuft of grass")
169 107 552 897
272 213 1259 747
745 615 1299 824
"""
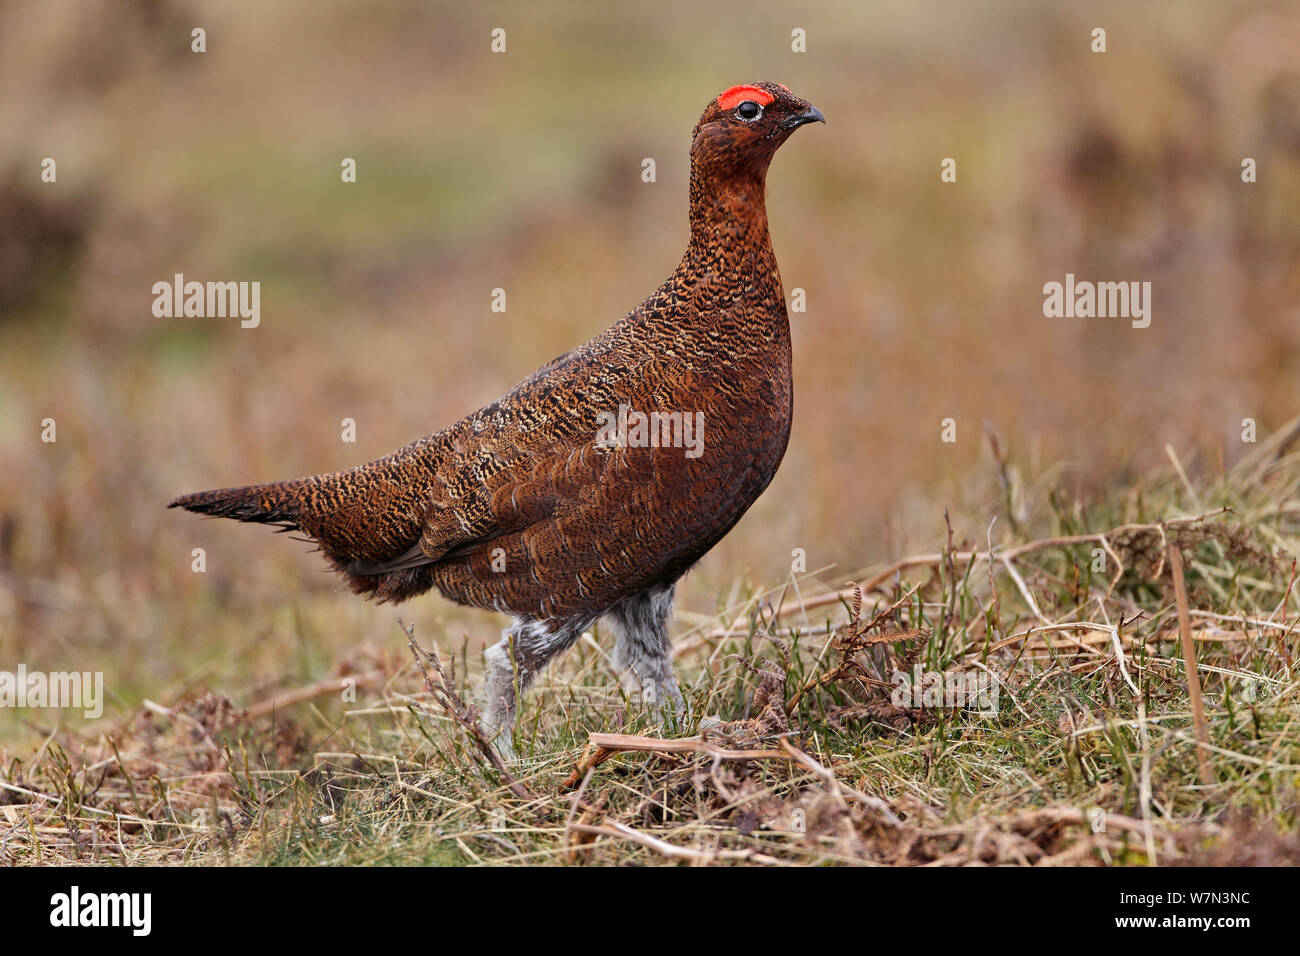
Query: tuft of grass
2 428 1298 866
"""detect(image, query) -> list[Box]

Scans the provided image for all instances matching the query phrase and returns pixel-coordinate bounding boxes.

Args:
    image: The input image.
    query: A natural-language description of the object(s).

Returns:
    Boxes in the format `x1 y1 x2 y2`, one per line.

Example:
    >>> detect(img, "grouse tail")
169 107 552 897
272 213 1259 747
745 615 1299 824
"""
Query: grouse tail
168 480 306 530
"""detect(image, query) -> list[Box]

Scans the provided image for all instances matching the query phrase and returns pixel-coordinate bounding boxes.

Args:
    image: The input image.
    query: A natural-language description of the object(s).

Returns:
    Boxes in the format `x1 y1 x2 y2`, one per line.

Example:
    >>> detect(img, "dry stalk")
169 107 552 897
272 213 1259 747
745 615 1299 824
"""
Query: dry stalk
1168 547 1214 786
560 732 790 790
400 620 540 804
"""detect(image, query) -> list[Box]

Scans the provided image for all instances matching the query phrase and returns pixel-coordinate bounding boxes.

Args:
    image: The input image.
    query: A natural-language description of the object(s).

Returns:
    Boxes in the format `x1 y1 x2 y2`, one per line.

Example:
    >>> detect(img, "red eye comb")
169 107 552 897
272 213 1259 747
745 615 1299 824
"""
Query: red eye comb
718 84 775 110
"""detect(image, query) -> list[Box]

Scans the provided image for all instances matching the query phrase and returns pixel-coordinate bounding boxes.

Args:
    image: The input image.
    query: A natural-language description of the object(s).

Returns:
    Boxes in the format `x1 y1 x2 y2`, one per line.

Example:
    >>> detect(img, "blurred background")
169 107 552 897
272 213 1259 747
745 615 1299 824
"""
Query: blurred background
1 0 1298 740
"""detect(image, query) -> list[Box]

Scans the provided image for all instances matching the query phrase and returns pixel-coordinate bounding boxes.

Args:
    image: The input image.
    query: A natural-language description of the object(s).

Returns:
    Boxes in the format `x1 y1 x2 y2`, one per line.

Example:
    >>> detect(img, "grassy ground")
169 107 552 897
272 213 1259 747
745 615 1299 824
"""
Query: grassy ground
4 427 1297 866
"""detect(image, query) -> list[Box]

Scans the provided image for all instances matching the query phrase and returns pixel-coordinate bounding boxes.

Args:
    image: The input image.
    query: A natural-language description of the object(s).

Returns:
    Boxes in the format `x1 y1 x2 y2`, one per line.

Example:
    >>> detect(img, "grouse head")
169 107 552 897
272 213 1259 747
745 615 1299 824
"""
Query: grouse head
691 82 825 183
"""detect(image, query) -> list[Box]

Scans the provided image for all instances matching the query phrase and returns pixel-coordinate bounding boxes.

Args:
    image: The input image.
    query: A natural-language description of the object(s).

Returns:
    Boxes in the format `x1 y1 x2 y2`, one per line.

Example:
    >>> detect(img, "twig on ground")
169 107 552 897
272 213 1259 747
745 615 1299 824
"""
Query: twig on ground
560 732 790 790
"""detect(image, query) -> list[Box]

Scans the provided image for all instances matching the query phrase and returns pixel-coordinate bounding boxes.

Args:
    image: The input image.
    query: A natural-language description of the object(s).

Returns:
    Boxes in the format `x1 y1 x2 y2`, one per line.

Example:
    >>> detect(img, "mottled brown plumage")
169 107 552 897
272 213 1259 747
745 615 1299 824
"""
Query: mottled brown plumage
170 83 824 749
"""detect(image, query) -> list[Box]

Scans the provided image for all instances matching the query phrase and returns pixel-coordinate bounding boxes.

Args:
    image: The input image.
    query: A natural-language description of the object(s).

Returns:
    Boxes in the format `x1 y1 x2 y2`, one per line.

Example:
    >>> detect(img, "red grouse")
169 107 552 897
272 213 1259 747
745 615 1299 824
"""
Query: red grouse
171 82 824 751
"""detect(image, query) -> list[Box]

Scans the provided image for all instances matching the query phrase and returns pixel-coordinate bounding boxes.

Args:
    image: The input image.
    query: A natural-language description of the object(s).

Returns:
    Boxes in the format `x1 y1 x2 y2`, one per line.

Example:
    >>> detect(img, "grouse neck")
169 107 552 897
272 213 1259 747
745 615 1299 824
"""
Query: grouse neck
687 170 773 257
666 169 785 319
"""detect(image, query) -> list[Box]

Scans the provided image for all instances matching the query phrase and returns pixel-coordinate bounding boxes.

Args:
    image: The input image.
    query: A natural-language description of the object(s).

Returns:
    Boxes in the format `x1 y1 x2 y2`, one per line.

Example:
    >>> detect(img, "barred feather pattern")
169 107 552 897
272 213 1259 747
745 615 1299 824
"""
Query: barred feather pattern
170 82 823 736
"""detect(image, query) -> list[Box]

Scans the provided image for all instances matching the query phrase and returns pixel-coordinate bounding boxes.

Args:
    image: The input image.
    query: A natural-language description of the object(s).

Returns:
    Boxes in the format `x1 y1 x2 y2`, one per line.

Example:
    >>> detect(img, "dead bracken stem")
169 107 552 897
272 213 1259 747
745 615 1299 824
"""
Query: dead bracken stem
784 582 924 716
561 732 790 790
1168 547 1214 787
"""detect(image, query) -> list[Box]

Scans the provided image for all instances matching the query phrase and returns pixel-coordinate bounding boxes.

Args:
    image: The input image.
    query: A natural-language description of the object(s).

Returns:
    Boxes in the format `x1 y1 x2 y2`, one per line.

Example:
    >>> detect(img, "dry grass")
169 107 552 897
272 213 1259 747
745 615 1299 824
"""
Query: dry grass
4 428 1296 866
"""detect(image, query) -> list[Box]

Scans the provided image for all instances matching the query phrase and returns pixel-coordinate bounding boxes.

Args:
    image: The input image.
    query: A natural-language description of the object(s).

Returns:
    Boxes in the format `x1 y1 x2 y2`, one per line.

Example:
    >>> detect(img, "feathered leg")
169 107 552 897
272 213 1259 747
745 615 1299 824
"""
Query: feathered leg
481 616 592 758
608 584 683 714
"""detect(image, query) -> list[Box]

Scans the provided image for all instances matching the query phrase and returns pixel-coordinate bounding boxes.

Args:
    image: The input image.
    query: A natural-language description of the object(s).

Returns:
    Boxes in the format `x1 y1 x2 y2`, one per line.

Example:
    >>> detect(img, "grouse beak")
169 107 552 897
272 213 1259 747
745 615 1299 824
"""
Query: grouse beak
783 105 826 131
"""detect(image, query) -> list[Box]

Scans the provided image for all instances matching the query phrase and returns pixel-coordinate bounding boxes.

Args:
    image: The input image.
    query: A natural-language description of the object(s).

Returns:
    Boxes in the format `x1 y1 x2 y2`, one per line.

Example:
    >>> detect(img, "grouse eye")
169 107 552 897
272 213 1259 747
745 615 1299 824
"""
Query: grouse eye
735 100 762 121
